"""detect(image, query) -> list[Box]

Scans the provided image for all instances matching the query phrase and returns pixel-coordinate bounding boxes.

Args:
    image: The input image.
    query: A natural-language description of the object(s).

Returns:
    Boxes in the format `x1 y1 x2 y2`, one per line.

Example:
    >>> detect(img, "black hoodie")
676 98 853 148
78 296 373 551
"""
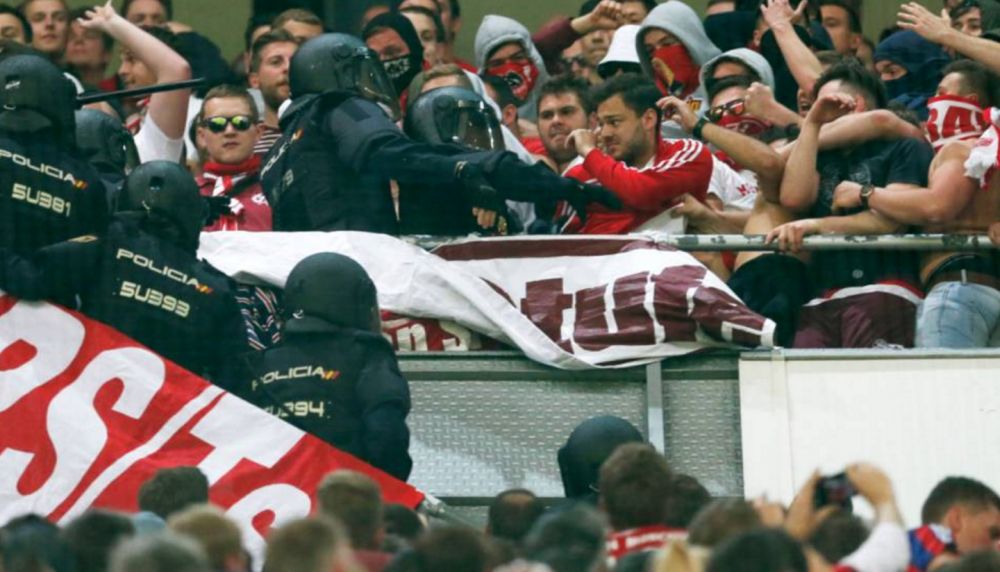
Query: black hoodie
362 12 425 97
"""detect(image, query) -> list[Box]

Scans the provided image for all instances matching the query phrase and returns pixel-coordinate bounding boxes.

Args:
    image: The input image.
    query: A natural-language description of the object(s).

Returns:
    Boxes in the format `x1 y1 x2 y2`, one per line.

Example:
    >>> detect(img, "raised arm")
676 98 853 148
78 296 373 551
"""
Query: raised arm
79 1 191 139
761 0 823 95
899 2 1000 75
818 109 925 150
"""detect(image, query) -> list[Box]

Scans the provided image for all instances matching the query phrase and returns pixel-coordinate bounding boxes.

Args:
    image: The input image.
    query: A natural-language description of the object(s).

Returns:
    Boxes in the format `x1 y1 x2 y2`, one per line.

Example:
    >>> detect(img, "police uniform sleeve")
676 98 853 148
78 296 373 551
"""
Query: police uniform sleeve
356 336 412 481
204 292 254 394
0 236 102 303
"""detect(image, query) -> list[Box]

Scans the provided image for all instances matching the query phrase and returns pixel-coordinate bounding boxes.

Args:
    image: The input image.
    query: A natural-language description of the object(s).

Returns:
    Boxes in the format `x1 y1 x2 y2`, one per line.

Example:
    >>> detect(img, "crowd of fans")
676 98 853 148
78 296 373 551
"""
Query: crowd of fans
3 416 1000 572
1 0 1000 570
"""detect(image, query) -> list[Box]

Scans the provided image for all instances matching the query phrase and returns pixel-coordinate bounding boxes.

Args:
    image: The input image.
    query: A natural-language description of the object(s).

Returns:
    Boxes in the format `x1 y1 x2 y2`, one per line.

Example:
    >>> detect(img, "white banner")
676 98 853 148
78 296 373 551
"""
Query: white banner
199 232 775 369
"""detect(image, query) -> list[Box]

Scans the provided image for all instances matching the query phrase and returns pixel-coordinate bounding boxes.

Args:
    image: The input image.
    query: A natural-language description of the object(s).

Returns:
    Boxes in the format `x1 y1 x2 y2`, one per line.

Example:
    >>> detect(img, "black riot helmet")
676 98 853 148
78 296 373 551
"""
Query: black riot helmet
404 86 505 151
118 161 207 252
75 109 140 177
0 54 76 140
289 33 401 121
283 252 380 332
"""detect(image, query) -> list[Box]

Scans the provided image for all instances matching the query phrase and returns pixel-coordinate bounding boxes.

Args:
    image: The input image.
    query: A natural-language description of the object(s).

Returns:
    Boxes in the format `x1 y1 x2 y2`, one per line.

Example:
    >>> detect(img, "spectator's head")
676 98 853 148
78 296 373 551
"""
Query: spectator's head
316 470 385 550
167 505 246 572
0 5 31 44
361 1 391 28
411 62 471 97
263 517 353 572
537 74 592 165
664 474 712 529
18 0 67 57
950 1 985 37
927 60 999 150
249 29 297 115
476 16 544 105
798 50 843 115
244 12 273 54
118 25 178 89
363 11 424 95
597 24 642 80
122 0 171 28
64 7 113 76
706 75 771 138
687 499 762 548
403 527 500 572
701 48 775 98
61 509 136 572
109 533 210 572
921 476 1000 554
273 9 323 43
598 442 672 531
808 510 868 564
480 73 519 130
137 466 210 521
706 528 808 572
591 73 662 166
637 1 720 97
812 58 888 112
486 489 546 545
400 6 444 67
936 59 1000 107
383 504 425 544
577 1 613 68
621 0 656 25
874 30 950 104
2 514 74 572
818 0 863 55
522 505 607 572
558 415 644 501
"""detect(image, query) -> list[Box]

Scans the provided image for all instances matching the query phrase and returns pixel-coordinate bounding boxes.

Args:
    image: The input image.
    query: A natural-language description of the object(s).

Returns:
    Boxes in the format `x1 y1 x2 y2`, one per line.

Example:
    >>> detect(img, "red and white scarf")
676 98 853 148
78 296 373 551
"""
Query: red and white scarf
201 156 262 221
964 107 1000 190
925 94 989 152
124 96 151 135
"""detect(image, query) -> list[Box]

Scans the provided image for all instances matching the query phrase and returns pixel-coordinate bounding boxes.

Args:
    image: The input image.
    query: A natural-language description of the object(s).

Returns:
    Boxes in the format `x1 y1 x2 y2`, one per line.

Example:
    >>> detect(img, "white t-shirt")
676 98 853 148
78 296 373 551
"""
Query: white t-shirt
707 155 758 212
134 113 184 164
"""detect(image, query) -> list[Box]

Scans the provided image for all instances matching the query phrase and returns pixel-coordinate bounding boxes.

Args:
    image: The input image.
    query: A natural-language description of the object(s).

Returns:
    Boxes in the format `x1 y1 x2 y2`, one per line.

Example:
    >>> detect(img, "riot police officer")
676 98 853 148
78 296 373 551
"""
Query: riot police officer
75 108 139 207
0 161 247 386
0 54 106 253
241 252 412 480
261 33 619 235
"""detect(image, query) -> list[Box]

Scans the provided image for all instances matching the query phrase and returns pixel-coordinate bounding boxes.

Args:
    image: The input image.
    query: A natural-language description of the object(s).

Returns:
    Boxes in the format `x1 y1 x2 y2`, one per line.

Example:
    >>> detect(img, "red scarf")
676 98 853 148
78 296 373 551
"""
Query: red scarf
125 96 151 135
203 155 261 180
606 525 686 564
925 94 988 152
650 44 700 98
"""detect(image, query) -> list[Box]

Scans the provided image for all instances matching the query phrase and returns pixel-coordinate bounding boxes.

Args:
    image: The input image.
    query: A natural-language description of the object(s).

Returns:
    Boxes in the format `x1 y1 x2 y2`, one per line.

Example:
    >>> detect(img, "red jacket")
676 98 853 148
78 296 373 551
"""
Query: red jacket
564 139 713 235
197 156 272 232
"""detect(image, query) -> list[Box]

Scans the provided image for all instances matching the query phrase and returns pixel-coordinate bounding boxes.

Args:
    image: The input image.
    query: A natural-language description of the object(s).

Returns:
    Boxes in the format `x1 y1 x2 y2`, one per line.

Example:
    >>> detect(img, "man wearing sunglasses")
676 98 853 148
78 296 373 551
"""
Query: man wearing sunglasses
195 84 271 232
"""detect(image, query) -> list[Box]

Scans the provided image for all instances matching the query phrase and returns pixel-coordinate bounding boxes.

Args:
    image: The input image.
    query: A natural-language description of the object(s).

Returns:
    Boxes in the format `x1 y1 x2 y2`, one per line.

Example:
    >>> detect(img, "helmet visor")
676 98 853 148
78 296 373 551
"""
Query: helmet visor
444 101 505 151
354 52 401 121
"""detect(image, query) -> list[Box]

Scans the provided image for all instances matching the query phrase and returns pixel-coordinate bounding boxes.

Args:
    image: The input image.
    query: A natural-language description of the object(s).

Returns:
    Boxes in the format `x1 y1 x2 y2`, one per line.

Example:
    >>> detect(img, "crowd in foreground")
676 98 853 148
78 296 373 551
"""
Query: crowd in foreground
2 416 999 572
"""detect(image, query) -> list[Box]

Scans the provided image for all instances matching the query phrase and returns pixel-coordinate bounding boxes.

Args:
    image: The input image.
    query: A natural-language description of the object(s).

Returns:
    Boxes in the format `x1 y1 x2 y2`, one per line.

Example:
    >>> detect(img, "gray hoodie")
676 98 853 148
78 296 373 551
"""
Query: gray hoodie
474 14 550 121
636 1 721 106
698 48 776 98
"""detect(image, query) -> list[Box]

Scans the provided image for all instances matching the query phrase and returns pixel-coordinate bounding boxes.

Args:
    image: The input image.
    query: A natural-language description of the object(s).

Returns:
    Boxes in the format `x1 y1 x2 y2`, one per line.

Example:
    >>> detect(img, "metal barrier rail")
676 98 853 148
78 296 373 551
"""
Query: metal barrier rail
402 233 1000 252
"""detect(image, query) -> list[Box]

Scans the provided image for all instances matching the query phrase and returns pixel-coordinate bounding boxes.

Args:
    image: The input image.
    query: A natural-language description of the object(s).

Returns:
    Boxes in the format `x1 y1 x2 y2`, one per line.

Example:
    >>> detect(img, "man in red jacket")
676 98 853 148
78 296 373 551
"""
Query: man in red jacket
195 84 272 232
564 73 713 234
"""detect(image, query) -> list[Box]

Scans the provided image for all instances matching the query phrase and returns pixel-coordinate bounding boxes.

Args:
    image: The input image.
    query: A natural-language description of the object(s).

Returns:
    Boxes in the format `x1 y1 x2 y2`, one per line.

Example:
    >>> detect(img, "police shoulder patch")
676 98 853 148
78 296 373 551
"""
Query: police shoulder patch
70 235 98 243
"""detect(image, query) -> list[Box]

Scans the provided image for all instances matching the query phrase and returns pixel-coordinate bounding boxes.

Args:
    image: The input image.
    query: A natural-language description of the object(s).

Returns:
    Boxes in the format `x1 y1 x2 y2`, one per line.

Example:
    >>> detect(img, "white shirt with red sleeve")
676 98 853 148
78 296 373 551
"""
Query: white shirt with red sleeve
562 138 714 235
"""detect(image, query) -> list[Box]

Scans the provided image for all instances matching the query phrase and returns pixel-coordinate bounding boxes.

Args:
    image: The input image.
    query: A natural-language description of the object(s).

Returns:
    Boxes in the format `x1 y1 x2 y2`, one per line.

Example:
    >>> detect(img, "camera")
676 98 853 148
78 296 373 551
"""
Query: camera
814 472 856 510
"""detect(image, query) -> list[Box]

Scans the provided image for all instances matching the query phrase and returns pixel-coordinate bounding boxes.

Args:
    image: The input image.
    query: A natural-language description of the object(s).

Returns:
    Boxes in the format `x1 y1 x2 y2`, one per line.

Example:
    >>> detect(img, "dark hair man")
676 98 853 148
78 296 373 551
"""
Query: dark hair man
563 73 714 235
65 7 115 90
0 54 106 253
109 533 210 572
195 84 271 232
241 253 413 479
523 505 608 572
260 33 618 235
908 477 1000 571
757 60 934 349
0 5 32 44
599 443 680 565
121 0 171 28
61 510 136 572
537 74 594 174
818 0 863 55
487 489 546 545
248 29 297 157
138 466 210 521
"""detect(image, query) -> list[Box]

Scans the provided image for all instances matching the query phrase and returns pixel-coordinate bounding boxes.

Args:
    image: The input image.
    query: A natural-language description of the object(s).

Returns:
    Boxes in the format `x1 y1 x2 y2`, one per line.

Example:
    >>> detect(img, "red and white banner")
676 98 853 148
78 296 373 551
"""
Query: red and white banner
199 232 775 369
0 296 424 564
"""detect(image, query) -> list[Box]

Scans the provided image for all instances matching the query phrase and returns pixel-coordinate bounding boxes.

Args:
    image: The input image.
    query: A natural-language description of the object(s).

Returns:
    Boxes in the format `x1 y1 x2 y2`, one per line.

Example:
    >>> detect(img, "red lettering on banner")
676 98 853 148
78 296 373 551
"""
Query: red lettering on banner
521 279 572 344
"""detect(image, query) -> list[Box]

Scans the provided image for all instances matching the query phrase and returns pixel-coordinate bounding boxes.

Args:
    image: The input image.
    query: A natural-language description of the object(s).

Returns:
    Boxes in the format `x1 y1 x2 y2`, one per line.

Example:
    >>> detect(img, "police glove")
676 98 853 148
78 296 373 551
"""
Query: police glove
204 196 234 225
455 160 505 212
554 179 623 223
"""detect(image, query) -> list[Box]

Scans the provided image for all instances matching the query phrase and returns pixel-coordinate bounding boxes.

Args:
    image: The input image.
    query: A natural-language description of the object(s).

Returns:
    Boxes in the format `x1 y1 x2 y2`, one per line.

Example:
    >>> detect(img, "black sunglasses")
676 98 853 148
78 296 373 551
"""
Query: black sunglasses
201 115 254 133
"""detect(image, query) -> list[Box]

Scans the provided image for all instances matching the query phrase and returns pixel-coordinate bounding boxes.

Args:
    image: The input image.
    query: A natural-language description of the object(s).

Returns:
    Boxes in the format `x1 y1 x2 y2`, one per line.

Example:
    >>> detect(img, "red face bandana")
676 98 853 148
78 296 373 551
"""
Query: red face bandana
486 59 540 104
716 113 771 138
925 94 989 152
650 44 700 97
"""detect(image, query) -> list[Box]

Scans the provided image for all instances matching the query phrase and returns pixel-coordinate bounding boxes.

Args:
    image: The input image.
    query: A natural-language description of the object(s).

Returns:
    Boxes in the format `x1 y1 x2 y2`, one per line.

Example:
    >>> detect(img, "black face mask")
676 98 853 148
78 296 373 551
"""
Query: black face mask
382 55 418 94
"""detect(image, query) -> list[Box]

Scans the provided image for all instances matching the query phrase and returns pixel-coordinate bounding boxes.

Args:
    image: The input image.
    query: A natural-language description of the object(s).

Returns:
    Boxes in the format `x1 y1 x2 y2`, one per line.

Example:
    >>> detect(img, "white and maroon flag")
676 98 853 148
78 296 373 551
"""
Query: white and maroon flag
0 296 424 565
199 232 775 369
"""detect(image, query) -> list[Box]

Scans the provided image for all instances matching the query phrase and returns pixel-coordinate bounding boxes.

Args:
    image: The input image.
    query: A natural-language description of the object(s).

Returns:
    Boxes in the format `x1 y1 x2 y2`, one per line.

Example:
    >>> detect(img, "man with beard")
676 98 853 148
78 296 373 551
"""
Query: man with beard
563 73 714 235
537 74 592 175
248 28 297 157
362 11 424 111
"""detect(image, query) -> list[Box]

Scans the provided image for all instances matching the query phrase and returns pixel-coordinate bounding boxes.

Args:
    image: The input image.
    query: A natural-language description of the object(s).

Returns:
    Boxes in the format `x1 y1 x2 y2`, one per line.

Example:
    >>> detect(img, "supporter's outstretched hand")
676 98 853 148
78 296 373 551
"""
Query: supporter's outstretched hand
785 471 839 541
761 0 808 30
668 194 712 222
582 0 624 31
745 82 778 120
566 128 598 157
898 2 952 44
78 0 119 31
562 180 622 222
989 222 1000 245
657 96 699 133
806 93 855 126
766 218 820 253
845 463 895 508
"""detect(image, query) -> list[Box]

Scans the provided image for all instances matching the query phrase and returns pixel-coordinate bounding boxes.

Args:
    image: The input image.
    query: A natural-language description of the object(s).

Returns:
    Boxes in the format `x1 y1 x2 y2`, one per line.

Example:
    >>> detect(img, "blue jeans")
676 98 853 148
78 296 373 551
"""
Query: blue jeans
916 281 1000 348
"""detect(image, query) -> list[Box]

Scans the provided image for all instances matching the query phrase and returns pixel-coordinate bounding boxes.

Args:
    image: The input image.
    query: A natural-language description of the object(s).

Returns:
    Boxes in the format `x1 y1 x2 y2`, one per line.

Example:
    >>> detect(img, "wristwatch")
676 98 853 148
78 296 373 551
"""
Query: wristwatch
859 184 875 209
692 116 710 140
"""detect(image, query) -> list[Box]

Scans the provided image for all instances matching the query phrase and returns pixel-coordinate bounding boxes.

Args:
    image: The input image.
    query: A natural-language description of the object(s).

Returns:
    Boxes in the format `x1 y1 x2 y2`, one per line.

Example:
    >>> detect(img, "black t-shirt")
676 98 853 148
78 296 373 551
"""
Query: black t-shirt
810 137 934 291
